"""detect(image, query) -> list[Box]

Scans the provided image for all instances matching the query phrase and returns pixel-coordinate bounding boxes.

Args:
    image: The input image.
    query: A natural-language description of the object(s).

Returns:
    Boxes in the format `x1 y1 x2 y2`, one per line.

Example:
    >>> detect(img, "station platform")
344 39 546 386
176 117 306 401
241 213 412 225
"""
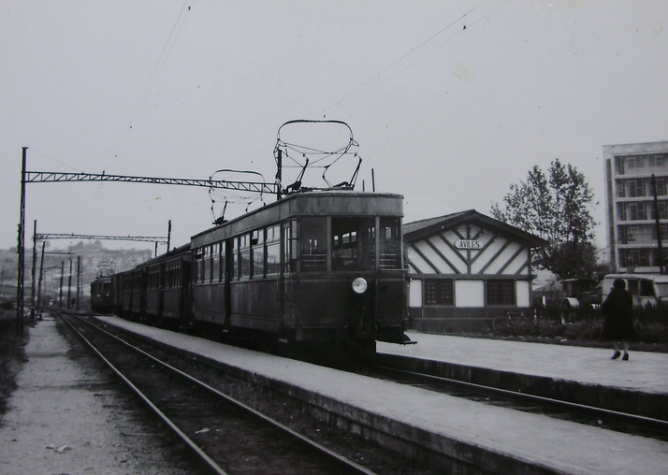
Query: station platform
98 317 668 475
378 332 668 420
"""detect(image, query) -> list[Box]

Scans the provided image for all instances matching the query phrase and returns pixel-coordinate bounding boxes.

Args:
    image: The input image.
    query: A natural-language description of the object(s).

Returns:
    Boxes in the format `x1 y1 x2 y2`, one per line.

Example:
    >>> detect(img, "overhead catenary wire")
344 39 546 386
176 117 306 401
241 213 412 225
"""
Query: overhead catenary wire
322 0 498 115
114 0 195 158
360 0 509 100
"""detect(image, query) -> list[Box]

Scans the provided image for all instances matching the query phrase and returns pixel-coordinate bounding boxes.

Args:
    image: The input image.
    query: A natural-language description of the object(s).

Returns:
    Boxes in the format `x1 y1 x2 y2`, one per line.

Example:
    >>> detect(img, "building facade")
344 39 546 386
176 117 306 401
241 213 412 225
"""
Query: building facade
404 210 547 332
604 141 668 273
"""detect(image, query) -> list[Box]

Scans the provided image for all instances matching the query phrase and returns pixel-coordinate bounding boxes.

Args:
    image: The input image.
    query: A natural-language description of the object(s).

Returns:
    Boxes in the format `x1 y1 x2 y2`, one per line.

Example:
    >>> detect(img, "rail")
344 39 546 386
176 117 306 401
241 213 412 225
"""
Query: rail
57 311 380 475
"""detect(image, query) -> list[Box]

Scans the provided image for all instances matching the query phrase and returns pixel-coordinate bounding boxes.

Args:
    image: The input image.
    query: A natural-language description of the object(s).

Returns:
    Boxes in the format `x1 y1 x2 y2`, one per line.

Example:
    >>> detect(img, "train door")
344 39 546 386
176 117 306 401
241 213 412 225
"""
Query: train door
280 220 294 314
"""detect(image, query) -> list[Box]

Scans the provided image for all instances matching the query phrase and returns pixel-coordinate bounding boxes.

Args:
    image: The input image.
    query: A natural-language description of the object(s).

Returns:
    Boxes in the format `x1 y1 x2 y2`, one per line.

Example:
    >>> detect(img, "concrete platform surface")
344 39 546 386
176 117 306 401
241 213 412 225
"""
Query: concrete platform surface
378 331 668 395
0 315 193 475
100 316 668 475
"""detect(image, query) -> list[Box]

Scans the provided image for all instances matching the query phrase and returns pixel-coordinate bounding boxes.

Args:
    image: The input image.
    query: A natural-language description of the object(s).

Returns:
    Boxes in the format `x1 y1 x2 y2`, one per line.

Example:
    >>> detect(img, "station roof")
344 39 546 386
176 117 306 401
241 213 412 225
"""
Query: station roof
403 209 548 248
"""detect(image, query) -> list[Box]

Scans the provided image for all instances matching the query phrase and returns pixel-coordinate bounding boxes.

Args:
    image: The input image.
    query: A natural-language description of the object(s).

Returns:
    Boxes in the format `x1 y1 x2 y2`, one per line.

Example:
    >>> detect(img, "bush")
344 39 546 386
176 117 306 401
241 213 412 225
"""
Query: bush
488 305 668 350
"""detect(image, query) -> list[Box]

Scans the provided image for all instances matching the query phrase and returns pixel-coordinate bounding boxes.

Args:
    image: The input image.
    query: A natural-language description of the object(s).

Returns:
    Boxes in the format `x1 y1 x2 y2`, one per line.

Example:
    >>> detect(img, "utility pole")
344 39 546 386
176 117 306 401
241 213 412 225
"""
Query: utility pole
76 256 81 311
67 259 72 309
16 147 27 335
276 149 282 201
31 220 37 320
167 220 172 252
36 241 45 315
59 261 64 308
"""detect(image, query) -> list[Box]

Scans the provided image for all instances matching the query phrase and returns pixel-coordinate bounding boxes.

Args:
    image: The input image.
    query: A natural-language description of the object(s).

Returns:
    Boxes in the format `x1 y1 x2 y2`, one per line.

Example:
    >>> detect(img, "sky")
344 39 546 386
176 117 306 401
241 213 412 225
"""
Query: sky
1 0 667 258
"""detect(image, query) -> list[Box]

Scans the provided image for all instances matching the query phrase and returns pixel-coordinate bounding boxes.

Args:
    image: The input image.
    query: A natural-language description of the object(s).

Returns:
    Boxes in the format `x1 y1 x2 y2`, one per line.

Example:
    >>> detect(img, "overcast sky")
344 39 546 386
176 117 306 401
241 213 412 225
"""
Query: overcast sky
2 0 667 256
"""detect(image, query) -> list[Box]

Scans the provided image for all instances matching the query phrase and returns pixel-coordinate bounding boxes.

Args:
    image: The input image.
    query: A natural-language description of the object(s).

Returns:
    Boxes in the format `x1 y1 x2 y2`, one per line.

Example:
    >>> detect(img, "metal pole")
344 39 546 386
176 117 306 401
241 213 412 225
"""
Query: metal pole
67 259 72 309
76 255 81 311
16 147 27 335
276 149 282 201
31 220 37 320
652 174 664 274
371 168 376 192
37 241 45 314
167 220 172 252
59 261 64 308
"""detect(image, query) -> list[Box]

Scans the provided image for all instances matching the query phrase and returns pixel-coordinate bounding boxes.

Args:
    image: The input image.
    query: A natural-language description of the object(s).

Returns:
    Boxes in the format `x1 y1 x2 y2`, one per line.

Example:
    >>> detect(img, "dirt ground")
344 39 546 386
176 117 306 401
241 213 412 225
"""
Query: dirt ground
0 313 198 475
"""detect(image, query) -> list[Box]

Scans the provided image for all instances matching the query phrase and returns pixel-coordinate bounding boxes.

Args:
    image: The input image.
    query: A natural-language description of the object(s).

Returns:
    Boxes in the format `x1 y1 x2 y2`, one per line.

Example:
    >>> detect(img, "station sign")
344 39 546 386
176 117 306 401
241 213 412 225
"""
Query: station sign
455 239 481 250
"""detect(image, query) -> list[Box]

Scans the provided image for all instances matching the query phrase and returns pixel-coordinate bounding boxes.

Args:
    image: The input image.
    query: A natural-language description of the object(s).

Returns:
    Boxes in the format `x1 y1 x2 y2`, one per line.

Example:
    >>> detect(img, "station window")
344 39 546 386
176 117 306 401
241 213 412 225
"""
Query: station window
487 280 515 305
300 218 327 272
266 225 281 275
424 279 453 305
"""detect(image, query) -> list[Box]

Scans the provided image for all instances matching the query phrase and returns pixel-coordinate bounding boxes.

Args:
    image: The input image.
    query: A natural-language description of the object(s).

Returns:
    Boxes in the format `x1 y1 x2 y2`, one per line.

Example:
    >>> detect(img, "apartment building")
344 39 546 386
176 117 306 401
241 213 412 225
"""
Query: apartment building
604 141 668 273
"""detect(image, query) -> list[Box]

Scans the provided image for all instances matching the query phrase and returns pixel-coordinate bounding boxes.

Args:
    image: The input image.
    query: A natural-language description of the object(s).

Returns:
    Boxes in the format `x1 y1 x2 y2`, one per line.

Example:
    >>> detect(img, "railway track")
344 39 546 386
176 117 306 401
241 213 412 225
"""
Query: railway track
57 311 382 475
355 358 668 443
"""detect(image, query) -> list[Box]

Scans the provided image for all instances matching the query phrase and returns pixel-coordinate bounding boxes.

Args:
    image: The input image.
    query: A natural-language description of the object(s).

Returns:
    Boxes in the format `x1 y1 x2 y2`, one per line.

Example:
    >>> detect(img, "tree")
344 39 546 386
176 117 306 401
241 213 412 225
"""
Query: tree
491 159 597 280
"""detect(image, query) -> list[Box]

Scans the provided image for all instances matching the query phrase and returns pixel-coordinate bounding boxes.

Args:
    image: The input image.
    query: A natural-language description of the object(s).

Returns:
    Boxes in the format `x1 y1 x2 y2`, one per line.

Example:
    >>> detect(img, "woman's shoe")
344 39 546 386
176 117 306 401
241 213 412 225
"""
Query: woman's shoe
622 353 629 361
611 351 621 360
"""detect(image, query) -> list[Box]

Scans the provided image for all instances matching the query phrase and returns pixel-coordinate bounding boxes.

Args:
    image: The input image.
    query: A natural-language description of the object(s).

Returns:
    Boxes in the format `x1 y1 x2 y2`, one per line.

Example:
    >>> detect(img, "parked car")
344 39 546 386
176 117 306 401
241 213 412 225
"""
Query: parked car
600 273 668 308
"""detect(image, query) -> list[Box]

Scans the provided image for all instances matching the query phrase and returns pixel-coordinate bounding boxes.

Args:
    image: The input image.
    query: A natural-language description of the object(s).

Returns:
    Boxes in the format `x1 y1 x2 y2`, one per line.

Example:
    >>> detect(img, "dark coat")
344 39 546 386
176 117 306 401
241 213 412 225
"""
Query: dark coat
601 287 637 341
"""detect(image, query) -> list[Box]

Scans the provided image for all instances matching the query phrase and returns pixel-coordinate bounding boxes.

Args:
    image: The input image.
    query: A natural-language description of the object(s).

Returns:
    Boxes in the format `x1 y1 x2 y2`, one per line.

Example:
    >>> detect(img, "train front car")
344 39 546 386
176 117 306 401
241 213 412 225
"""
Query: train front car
90 275 113 313
190 191 409 353
287 192 408 351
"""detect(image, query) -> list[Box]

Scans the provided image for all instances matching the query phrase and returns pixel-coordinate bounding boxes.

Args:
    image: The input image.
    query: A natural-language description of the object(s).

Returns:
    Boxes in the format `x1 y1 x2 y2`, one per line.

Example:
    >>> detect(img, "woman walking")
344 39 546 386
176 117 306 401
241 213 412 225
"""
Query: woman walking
601 278 637 360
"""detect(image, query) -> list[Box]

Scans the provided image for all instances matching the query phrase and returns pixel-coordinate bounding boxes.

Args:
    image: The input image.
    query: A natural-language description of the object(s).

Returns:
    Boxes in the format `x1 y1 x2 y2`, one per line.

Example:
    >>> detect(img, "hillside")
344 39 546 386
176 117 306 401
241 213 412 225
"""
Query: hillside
0 241 153 303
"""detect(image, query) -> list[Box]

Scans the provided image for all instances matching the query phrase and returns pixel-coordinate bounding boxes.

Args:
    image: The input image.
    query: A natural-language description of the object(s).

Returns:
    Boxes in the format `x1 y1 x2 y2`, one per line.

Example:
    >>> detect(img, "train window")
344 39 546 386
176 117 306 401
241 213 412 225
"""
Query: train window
300 218 327 272
231 239 238 280
174 261 181 288
266 225 281 275
203 245 212 283
332 217 375 271
165 262 172 288
239 234 251 278
379 217 402 269
194 248 205 283
252 229 264 277
212 243 221 283
148 269 159 290
487 280 515 305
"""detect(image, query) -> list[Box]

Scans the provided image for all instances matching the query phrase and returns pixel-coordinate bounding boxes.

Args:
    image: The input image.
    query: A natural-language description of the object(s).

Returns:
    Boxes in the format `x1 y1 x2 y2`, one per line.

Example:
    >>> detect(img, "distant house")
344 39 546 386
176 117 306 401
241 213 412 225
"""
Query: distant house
403 210 548 332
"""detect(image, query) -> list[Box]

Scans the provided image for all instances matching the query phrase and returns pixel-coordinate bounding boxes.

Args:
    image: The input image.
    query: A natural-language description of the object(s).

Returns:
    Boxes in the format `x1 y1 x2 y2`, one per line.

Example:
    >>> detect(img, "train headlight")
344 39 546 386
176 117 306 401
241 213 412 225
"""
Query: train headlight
352 277 368 294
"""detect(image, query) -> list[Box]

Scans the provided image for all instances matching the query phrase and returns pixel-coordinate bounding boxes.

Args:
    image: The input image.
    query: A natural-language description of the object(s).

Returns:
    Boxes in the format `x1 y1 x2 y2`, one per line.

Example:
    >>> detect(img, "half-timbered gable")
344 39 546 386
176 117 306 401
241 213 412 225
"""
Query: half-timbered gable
404 210 547 332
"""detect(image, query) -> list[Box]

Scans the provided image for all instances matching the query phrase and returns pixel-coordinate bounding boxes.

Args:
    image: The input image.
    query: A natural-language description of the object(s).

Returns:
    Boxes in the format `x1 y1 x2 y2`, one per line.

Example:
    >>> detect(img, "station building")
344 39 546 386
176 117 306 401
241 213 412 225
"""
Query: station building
603 141 668 273
403 210 547 332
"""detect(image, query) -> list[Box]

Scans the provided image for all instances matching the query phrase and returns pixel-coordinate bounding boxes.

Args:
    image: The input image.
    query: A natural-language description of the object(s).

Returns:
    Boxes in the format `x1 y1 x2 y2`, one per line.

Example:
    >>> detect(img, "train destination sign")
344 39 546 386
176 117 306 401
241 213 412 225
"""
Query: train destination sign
455 240 481 250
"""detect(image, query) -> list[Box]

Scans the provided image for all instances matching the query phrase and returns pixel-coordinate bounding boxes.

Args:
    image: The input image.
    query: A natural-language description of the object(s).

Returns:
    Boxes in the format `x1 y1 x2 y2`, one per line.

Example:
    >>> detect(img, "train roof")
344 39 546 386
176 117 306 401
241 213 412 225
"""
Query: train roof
144 242 191 265
191 190 404 247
